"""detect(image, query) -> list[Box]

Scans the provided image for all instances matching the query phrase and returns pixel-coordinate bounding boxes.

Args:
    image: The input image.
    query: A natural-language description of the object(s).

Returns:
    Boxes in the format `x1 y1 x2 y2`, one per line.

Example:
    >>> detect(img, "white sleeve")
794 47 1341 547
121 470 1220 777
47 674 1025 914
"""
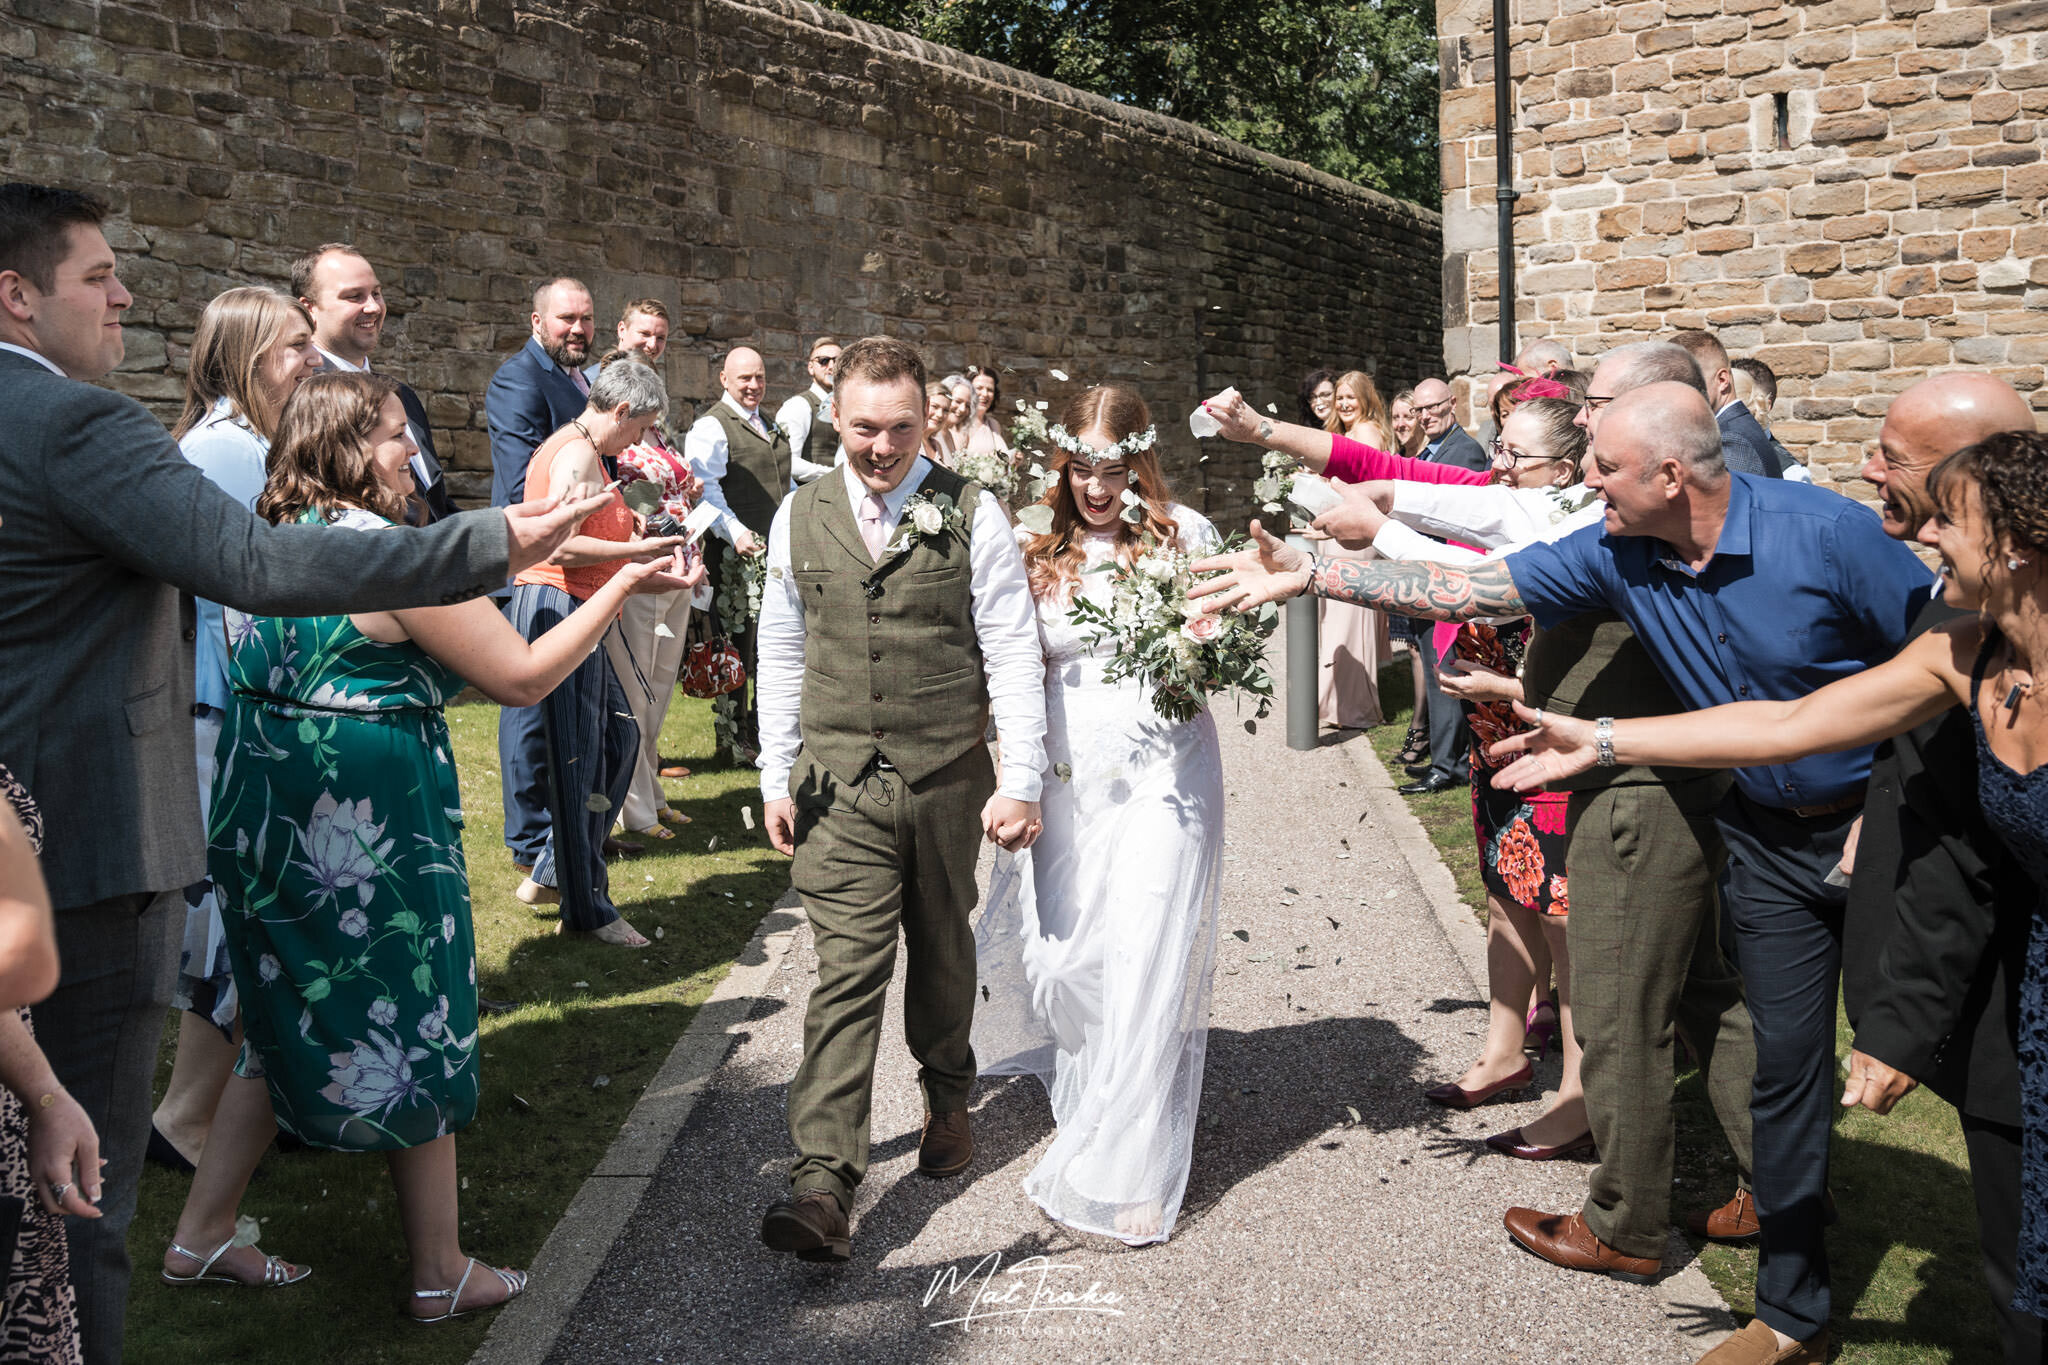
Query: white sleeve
683 414 744 544
754 495 806 802
1370 519 1485 566
967 489 1048 802
1389 481 1548 551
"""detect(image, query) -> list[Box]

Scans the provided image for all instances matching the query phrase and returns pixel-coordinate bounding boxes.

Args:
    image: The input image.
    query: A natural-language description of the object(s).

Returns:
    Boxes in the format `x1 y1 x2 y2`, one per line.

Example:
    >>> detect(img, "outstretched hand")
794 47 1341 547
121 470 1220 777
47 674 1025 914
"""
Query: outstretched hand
614 548 706 597
1484 701 1599 792
1309 482 1390 549
503 487 616 577
1438 657 1523 706
1198 388 1264 445
1187 519 1311 614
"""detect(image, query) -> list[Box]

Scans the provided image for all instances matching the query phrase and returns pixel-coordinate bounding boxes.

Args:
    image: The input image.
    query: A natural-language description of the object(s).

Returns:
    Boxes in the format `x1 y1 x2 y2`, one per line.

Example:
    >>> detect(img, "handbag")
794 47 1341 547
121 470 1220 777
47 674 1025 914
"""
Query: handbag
678 614 745 698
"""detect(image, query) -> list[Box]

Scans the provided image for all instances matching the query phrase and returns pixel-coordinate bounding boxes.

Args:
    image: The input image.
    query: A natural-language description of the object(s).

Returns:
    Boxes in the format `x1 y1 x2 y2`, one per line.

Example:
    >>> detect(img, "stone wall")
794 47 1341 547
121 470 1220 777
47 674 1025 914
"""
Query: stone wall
1437 0 2046 487
2 0 1442 514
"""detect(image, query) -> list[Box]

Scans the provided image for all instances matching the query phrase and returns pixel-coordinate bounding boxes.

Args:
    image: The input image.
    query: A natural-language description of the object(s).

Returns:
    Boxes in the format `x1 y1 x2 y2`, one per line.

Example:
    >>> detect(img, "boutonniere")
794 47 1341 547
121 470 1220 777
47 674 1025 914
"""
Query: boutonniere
883 491 970 556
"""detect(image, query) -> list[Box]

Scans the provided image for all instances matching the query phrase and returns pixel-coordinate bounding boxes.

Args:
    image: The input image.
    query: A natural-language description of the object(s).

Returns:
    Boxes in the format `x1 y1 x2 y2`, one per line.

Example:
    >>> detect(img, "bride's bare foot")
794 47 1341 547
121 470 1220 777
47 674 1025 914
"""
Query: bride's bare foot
1113 1201 1163 1243
556 917 649 948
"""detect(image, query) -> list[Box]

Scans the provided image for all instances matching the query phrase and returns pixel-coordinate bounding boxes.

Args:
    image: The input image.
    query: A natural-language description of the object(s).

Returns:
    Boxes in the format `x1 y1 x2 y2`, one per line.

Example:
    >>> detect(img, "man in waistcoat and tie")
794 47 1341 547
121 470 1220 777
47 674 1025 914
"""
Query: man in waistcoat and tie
775 335 845 487
684 345 789 758
754 336 1048 1261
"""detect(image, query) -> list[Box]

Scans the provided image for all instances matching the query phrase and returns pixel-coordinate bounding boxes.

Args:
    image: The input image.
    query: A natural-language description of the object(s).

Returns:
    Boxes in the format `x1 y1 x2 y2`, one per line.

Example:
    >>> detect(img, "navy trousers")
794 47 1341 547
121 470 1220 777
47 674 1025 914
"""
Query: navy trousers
506 582 636 931
1716 790 1856 1343
1416 629 1470 782
497 594 552 866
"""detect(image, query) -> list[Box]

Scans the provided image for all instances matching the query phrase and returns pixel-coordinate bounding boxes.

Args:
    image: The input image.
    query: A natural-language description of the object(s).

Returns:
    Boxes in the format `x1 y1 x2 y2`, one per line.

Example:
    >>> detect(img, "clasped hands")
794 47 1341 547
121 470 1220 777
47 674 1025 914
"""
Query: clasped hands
759 795 1043 857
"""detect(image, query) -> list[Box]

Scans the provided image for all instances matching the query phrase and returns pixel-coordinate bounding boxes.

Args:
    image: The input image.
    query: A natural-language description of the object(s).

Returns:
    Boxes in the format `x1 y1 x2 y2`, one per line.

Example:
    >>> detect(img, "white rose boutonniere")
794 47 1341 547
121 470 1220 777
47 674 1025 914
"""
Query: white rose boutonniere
883 490 970 556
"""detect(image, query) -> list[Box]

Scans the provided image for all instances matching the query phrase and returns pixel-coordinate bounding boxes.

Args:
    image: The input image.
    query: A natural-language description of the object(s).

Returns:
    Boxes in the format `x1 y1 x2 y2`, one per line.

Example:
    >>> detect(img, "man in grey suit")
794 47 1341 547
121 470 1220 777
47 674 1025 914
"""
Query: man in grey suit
1672 328 1781 478
0 184 603 1364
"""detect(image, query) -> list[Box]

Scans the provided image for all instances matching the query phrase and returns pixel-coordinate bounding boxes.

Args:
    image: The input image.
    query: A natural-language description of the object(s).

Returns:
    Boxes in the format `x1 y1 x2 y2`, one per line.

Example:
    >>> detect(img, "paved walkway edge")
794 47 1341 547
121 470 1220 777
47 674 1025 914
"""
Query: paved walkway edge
471 892 806 1365
1334 733 1736 1356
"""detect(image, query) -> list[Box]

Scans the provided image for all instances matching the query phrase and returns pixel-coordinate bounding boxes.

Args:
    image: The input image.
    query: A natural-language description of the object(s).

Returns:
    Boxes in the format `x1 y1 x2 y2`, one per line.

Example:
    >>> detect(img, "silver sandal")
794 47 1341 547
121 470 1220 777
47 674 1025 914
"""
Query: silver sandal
161 1236 310 1288
411 1256 527 1324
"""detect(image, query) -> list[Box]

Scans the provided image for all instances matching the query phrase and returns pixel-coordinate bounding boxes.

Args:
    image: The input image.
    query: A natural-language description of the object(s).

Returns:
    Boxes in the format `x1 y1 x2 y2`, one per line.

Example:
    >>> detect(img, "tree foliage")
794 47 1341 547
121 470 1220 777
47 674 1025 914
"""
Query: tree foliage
829 0 1441 203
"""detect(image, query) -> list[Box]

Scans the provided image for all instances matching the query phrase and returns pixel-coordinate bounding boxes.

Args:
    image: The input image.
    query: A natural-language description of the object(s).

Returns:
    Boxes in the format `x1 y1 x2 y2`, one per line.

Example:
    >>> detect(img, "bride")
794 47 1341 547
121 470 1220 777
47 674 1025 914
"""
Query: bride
972 384 1225 1245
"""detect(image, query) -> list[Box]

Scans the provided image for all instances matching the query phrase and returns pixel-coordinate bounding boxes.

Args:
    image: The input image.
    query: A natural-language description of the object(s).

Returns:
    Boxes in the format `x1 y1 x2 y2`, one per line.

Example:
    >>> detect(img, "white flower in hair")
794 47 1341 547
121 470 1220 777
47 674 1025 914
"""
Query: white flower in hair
1046 422 1159 466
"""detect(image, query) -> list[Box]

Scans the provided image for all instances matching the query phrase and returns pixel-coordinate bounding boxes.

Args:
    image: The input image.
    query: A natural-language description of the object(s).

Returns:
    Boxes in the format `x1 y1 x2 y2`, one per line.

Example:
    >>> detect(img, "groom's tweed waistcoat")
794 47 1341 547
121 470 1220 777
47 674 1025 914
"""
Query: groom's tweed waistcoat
786 465 989 787
709 403 791 534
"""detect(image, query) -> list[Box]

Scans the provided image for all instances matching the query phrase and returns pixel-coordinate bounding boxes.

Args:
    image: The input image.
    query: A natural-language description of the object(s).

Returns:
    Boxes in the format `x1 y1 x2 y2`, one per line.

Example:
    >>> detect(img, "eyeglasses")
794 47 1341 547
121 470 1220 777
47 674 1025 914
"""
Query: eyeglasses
1418 397 1456 414
1490 439 1558 464
811 354 840 368
1580 394 1618 412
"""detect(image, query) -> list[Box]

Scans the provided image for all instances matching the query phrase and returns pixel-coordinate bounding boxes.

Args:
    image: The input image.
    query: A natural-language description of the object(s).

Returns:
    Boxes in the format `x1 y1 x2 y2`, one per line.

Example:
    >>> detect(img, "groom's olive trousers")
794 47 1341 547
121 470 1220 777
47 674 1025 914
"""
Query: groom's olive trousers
786 744 995 1209
1569 773 1758 1261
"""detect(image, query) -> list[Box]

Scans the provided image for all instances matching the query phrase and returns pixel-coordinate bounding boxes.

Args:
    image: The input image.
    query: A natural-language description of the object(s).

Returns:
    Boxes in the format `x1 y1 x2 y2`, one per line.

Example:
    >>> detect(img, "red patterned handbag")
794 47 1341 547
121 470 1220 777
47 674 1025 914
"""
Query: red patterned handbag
678 616 745 698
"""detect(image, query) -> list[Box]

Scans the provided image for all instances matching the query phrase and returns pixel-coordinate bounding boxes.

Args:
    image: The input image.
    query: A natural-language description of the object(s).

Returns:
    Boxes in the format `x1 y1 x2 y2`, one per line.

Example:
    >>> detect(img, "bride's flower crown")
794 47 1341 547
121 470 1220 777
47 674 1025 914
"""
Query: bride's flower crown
1045 422 1158 466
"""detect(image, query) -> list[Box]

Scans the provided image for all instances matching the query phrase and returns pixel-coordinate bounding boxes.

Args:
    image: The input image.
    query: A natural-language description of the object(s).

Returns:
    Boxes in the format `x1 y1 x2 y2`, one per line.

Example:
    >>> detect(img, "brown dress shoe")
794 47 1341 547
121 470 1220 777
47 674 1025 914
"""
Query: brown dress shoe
1503 1207 1660 1284
1694 1319 1830 1364
760 1190 850 1262
917 1110 973 1177
1687 1187 1760 1242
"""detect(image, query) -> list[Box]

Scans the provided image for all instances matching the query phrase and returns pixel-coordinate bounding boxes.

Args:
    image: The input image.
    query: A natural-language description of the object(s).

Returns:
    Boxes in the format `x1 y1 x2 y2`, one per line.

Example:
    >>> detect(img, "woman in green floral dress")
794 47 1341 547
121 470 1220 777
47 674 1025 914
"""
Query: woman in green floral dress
160 371 697 1320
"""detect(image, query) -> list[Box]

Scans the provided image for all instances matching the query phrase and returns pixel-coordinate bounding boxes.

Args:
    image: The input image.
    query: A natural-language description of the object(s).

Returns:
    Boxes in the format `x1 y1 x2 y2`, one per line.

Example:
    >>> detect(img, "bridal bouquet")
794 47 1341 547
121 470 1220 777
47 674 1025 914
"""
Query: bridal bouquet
1251 449 1298 520
950 447 1016 501
1068 536 1277 724
1008 397 1052 452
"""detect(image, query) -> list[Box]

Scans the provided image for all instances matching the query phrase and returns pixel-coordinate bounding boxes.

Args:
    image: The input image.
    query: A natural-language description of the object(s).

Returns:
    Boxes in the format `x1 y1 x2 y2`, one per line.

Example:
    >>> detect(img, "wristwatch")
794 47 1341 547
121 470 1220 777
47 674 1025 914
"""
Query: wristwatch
1257 418 1275 443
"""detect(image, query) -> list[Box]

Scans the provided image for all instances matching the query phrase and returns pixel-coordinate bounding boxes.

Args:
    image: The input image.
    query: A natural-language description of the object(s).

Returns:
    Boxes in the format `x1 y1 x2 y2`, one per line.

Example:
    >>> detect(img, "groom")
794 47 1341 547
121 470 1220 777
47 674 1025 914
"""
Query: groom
755 335 1049 1261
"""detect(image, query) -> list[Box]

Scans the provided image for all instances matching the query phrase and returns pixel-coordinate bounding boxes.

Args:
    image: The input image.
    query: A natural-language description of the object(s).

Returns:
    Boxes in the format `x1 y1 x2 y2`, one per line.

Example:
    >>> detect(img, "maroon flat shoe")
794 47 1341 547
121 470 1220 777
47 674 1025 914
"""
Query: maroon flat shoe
1423 1063 1533 1110
1484 1125 1597 1161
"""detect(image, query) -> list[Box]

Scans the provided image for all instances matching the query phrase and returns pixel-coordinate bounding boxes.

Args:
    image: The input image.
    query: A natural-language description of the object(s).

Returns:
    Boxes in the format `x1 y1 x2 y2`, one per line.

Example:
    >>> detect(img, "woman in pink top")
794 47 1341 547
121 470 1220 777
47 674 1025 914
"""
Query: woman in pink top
1313 372 1395 731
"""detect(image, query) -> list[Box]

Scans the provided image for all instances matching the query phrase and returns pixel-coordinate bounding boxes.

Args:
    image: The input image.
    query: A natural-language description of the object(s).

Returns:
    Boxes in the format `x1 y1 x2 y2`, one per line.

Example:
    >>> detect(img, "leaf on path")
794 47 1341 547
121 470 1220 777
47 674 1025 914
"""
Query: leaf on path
1326 916 1340 930
1345 1105 1361 1125
1246 952 1272 962
1231 929 1249 942
708 835 719 851
981 984 990 1001
1283 886 1299 894
1244 719 1256 734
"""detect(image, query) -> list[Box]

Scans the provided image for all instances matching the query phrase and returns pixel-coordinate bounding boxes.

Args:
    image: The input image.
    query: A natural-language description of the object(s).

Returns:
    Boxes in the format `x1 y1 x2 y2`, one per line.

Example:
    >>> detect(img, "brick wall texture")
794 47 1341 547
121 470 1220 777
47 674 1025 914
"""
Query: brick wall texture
2 0 1443 516
1437 0 2047 488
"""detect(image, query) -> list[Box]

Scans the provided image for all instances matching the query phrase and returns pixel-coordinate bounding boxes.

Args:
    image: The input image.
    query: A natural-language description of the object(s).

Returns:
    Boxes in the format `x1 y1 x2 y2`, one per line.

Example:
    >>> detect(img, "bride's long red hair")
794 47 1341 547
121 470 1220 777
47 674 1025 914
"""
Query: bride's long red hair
1023 385 1181 600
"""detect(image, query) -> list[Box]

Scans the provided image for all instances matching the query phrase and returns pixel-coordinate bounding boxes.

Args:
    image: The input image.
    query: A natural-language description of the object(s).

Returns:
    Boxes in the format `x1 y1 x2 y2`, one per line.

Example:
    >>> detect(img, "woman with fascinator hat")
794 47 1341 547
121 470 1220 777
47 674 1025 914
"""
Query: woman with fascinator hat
971 384 1227 1245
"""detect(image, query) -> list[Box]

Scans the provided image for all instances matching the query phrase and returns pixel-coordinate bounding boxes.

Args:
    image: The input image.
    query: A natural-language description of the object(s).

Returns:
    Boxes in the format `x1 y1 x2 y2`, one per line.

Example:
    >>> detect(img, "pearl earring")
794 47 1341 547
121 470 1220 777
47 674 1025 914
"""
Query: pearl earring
2010 557 2027 571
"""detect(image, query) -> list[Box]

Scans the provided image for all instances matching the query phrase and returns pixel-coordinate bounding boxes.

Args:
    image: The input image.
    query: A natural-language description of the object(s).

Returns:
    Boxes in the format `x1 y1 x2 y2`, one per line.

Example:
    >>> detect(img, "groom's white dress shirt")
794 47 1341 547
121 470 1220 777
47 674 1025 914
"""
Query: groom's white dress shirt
755 455 1048 806
775 382 844 486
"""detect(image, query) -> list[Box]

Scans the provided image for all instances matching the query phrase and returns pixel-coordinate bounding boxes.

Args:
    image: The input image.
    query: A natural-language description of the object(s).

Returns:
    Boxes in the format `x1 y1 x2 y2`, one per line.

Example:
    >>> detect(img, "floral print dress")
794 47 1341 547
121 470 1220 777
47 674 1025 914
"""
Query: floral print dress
1460 620 1571 917
210 510 479 1151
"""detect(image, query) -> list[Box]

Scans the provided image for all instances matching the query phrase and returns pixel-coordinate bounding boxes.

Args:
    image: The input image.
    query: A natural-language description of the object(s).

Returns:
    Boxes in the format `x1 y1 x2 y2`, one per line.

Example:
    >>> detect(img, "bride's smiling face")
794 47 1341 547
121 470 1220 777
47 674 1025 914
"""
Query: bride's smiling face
1066 425 1131 531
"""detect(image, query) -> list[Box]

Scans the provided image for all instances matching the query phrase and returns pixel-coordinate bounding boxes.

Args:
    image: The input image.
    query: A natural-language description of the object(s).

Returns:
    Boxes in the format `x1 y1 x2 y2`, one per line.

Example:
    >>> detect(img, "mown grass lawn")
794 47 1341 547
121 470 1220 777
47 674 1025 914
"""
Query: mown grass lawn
1363 657 1999 1364
126 696 785 1365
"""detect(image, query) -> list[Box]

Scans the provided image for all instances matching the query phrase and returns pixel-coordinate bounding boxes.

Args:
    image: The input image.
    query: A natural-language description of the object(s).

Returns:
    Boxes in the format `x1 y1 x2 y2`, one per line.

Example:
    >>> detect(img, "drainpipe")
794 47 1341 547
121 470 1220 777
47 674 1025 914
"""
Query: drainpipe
1494 0 1519 363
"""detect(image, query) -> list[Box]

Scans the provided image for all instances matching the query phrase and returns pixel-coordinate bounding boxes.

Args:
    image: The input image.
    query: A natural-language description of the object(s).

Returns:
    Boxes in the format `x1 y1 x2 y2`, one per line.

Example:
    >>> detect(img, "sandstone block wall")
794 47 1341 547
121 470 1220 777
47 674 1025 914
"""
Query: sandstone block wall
3 0 1442 515
1437 0 2046 487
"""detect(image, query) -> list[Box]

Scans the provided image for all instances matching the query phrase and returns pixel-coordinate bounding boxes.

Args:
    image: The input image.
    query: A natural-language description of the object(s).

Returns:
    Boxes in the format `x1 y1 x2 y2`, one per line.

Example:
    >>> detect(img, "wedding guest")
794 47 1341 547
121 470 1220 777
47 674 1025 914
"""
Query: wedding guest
964 367 1012 457
0 769 87 1365
1298 368 1337 428
1397 377 1487 794
1268 380 1758 1264
0 779 56 1013
1672 329 1779 478
158 369 697 1317
490 277 599 875
602 351 704 840
1194 381 1931 1365
683 345 789 760
755 336 1047 1263
775 335 844 485
1388 389 1426 457
974 385 1224 1244
1732 358 1804 483
1841 373 2042 1359
0 181 594 1365
294 243 456 521
1411 377 1489 471
922 381 954 467
1495 425 2048 1365
1514 338 1572 378
507 361 687 945
151 287 322 1174
1316 371 1392 731
942 373 976 456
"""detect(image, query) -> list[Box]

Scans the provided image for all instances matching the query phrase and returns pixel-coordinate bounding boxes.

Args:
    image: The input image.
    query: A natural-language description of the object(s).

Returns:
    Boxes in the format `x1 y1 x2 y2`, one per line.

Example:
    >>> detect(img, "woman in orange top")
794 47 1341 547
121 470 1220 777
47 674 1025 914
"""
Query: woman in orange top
506 359 687 946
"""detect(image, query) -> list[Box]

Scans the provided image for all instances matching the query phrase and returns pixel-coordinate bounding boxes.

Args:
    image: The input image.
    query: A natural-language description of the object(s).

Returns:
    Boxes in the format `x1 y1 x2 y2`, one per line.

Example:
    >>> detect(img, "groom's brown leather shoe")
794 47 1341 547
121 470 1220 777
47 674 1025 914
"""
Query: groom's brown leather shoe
760 1190 851 1263
917 1110 973 1177
1504 1207 1660 1284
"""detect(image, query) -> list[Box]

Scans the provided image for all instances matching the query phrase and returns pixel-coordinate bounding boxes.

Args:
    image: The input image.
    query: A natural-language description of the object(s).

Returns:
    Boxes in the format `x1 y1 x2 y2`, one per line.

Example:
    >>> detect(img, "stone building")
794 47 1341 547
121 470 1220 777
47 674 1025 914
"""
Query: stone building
1 0 1442 515
1436 0 2047 486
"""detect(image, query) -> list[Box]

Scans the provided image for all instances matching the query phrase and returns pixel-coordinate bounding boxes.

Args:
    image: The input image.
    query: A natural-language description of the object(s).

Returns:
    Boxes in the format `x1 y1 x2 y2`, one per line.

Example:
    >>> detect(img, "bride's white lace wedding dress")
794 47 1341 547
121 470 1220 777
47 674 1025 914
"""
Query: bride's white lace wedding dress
973 508 1226 1245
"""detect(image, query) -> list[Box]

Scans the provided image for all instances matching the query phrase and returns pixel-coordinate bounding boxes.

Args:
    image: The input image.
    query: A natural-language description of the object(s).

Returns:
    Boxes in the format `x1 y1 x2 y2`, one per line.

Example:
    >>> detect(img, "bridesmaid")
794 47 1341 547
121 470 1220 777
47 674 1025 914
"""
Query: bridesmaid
1316 370 1393 731
159 371 697 1320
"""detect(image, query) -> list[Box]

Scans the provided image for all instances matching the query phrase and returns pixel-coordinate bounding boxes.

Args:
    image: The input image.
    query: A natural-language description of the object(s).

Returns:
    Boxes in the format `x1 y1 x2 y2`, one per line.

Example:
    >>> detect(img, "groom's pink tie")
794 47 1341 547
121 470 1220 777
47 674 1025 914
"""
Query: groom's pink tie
858 492 890 559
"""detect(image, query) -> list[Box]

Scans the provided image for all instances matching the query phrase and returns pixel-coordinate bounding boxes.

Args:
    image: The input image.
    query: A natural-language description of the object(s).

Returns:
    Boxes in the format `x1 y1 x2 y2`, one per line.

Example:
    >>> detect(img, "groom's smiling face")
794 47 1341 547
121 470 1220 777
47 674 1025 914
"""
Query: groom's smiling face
838 374 927 495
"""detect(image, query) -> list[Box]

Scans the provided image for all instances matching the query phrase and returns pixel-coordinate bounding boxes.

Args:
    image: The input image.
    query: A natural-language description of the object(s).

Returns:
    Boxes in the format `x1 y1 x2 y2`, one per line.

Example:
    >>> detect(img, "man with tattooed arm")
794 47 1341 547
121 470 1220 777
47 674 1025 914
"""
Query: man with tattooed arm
1193 382 1930 1365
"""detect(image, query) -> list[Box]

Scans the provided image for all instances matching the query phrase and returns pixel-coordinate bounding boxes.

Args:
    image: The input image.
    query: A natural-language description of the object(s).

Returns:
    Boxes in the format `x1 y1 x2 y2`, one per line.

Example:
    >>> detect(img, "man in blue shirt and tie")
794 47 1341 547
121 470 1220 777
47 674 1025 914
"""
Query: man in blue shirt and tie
1196 381 1930 1365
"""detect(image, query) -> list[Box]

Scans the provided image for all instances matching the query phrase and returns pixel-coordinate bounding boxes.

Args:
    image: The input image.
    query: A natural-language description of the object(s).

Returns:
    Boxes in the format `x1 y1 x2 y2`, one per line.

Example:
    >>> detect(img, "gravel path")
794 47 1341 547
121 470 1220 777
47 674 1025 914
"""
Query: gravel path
519 645 1735 1363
